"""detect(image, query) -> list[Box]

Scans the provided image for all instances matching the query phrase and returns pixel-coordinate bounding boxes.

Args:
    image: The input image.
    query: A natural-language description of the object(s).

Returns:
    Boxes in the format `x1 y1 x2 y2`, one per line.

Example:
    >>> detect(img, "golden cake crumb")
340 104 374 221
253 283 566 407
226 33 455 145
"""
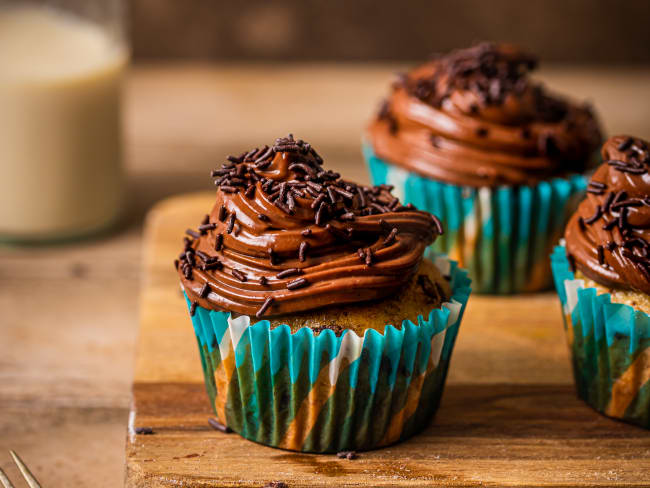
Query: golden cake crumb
265 259 452 334
576 271 650 315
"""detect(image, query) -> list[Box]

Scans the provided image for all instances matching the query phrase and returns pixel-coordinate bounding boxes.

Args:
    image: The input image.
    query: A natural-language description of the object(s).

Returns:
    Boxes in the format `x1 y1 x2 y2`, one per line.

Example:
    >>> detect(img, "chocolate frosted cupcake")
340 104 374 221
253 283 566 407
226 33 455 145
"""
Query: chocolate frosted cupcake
551 135 650 428
177 135 471 452
364 42 602 293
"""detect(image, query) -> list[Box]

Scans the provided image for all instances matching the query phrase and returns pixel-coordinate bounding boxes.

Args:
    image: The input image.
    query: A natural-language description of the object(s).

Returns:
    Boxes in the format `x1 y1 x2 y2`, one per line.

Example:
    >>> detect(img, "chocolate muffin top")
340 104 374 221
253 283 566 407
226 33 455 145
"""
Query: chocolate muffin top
177 135 443 318
366 42 602 187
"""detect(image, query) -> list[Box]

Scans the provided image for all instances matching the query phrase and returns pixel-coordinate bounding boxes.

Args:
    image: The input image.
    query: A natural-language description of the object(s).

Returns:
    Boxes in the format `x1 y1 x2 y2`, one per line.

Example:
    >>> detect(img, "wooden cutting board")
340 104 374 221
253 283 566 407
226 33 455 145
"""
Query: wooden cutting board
125 192 650 487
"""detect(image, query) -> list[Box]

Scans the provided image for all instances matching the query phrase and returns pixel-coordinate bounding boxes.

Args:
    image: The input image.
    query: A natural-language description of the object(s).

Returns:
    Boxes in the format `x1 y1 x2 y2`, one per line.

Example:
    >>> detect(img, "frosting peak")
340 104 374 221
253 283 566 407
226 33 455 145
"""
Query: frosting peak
367 42 602 187
178 135 443 317
565 135 650 294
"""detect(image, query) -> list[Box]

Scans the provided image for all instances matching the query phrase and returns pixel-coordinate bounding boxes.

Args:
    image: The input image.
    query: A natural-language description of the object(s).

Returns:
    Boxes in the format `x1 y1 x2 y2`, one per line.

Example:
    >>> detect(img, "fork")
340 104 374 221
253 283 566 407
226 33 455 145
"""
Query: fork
0 451 42 488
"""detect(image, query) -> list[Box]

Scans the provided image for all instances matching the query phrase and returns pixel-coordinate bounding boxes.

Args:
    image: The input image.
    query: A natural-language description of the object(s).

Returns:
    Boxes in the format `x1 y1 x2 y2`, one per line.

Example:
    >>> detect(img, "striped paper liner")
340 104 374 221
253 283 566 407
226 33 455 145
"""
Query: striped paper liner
184 254 471 452
551 246 650 428
363 142 587 293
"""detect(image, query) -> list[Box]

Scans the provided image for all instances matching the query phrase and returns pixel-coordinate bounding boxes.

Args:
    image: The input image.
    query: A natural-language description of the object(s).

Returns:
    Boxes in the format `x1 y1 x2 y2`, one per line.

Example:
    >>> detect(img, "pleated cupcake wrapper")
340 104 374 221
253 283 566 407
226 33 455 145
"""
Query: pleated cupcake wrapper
551 246 650 428
184 254 471 453
363 142 587 294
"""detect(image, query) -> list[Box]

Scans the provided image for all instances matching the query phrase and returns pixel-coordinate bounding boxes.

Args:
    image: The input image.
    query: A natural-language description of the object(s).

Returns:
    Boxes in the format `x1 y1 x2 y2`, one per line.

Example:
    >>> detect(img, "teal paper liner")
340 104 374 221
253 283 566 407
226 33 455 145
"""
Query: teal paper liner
184 254 471 452
363 142 587 294
551 246 650 428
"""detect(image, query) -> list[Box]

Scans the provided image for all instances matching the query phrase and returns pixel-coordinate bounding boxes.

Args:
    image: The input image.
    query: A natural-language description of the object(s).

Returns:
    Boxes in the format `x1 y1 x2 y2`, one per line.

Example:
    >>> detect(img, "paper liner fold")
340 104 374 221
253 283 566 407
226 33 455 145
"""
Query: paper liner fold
551 246 650 428
364 142 586 293
185 254 471 452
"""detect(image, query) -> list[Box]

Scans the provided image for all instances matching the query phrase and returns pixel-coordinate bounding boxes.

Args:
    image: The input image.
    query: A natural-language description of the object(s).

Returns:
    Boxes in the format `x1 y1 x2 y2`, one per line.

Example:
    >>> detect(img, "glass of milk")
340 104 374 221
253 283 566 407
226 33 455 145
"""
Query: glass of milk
0 0 128 242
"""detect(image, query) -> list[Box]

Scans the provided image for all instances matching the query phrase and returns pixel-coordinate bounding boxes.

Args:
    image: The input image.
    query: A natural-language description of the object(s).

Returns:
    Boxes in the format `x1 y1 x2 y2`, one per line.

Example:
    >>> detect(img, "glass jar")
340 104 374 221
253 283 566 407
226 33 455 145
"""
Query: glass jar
0 0 128 242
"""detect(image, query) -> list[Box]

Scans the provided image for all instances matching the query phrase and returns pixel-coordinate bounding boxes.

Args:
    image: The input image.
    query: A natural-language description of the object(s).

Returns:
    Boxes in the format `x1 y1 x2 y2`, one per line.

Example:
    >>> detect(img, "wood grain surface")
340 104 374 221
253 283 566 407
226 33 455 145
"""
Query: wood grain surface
130 0 650 64
126 193 650 487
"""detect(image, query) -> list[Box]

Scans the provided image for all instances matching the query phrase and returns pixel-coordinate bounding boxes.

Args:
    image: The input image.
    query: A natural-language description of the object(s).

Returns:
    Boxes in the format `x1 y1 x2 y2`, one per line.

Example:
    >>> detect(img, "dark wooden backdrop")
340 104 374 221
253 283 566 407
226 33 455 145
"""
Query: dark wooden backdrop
129 0 650 63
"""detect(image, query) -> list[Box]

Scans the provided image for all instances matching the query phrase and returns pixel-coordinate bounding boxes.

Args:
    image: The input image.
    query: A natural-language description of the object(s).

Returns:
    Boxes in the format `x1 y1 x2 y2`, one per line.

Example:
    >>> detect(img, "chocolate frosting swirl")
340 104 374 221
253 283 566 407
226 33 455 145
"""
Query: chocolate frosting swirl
565 135 650 295
177 135 443 318
366 42 602 187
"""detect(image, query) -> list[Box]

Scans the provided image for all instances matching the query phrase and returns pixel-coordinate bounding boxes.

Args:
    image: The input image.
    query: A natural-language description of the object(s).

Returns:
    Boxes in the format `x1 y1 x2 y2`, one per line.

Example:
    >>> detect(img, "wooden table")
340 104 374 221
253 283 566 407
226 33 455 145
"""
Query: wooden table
1 63 649 487
127 193 650 487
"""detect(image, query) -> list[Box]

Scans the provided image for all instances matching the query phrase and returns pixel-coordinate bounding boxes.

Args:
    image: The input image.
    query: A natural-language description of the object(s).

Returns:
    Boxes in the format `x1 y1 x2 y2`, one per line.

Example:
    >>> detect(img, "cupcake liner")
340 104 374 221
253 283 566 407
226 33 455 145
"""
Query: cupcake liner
184 254 471 452
551 246 650 428
363 142 587 293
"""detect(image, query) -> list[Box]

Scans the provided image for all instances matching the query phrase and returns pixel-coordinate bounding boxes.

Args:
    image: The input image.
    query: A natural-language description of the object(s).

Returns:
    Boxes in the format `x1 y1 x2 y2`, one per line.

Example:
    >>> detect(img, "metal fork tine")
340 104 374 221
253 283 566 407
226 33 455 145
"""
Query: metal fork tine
9 451 41 488
0 468 16 488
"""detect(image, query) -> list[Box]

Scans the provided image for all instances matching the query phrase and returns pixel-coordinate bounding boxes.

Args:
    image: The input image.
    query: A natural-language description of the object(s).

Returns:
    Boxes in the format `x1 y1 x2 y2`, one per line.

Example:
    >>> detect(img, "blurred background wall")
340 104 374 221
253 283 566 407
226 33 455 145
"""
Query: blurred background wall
130 0 650 63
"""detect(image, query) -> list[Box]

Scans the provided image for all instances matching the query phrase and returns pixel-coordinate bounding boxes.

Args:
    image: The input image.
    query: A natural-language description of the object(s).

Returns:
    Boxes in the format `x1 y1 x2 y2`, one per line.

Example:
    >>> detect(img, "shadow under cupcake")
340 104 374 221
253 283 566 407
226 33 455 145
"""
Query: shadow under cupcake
364 42 602 293
177 135 472 452
552 135 650 428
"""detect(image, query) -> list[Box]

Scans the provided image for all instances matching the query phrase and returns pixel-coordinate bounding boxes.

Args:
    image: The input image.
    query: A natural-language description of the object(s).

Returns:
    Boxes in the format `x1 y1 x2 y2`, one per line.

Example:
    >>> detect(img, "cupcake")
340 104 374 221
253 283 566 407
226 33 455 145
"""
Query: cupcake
364 42 602 293
551 135 650 428
176 135 471 452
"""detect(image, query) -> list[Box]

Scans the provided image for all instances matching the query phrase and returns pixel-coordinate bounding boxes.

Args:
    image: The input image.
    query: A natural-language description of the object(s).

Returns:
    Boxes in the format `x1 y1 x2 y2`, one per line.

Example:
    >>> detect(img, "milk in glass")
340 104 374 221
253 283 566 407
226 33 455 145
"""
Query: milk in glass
0 5 128 240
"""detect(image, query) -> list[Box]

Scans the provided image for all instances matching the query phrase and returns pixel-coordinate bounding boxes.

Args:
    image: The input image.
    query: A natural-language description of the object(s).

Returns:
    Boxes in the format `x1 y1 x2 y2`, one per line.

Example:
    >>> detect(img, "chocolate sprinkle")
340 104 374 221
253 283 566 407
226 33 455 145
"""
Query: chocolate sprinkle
276 268 303 279
589 181 606 189
185 229 200 239
215 233 224 251
218 205 228 222
201 261 223 271
299 241 309 262
364 248 374 266
189 301 198 316
256 296 274 317
199 282 211 298
183 266 193 280
383 227 399 246
135 427 154 435
336 451 358 460
226 213 236 234
198 223 216 233
231 269 247 282
208 417 232 433
244 184 256 198
287 277 309 290
315 203 328 226
262 482 288 488
357 248 365 260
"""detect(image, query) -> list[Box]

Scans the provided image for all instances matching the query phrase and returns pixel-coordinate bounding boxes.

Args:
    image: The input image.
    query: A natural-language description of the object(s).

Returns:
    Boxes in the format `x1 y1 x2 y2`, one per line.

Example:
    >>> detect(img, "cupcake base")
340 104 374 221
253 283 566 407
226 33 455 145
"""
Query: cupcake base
185 255 471 452
551 246 650 429
364 142 587 294
264 258 451 334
